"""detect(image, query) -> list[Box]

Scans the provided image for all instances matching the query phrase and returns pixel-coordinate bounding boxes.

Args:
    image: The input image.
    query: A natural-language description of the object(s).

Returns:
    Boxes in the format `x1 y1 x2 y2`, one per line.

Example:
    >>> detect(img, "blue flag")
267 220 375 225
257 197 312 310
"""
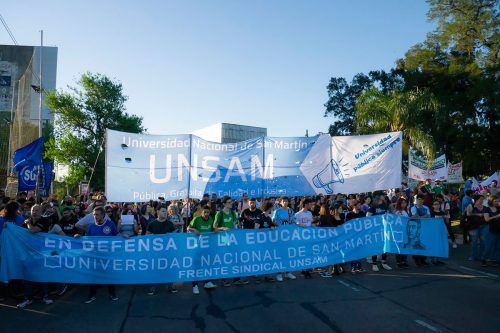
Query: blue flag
40 161 53 196
18 160 53 194
13 137 44 173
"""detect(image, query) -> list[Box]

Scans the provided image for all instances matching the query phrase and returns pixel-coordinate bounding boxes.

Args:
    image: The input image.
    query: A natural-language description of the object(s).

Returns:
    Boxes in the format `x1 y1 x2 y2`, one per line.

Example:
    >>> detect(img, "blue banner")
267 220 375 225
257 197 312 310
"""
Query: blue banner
18 161 53 195
13 137 44 173
0 215 448 284
106 130 403 201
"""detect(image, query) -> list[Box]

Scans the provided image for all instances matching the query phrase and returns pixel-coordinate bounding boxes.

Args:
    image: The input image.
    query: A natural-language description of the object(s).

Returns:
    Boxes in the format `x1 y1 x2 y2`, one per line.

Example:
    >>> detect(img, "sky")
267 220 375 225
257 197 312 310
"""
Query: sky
1 1 434 137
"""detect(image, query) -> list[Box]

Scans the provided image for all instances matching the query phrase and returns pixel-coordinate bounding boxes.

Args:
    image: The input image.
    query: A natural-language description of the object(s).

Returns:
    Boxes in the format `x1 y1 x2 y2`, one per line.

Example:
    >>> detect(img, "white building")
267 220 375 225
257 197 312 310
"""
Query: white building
192 122 267 143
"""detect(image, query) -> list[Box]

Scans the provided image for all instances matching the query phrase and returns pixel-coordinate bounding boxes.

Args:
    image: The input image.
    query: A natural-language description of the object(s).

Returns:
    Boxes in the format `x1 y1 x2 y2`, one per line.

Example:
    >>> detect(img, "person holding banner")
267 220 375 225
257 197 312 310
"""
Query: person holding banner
78 206 119 304
490 180 498 197
75 197 110 234
409 195 430 266
240 198 262 229
187 206 217 294
16 204 55 308
295 198 318 279
345 199 366 273
429 201 447 265
254 202 277 283
394 198 410 268
366 196 392 272
0 201 25 302
146 206 178 294
272 197 297 282
214 196 248 286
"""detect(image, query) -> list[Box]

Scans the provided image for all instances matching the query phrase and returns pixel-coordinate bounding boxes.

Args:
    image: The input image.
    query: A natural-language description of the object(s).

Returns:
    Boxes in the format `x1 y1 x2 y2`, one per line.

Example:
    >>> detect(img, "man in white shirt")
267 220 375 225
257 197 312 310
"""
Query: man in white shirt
294 198 318 278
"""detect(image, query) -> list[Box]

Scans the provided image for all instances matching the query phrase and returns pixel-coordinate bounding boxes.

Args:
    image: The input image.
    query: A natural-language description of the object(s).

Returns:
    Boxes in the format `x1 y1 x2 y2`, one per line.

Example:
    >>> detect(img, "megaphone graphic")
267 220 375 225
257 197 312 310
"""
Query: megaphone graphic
312 159 344 194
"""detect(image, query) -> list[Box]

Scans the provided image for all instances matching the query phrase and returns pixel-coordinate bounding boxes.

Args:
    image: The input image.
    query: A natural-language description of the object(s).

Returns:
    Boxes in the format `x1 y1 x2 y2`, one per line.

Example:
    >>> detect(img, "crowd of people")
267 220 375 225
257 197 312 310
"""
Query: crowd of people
0 178 498 309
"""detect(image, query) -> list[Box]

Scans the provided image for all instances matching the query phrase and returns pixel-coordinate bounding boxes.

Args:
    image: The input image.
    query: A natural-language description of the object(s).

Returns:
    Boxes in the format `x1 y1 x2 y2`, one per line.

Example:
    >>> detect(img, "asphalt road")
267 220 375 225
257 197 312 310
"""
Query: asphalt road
1 245 499 333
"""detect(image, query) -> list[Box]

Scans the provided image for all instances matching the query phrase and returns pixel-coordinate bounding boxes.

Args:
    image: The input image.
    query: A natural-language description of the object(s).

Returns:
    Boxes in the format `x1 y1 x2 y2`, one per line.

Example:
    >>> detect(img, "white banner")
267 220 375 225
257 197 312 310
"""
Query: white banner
105 130 403 201
472 171 499 193
408 149 447 181
447 162 463 183
329 132 402 194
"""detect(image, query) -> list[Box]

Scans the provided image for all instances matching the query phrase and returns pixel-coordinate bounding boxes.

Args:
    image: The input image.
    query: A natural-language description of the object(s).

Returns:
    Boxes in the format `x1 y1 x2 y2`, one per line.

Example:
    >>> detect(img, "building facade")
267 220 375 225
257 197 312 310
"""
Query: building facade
0 44 58 188
192 123 267 143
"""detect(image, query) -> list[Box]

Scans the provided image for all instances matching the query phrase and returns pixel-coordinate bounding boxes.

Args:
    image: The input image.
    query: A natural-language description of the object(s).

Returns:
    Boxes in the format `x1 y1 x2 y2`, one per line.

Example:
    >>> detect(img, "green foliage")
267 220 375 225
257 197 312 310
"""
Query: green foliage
45 72 145 190
355 88 438 162
324 70 404 136
326 0 499 177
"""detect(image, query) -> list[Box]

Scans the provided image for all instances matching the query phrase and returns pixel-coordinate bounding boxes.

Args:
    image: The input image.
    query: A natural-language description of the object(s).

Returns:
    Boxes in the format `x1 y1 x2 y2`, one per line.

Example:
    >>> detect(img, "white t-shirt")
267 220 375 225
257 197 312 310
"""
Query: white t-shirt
294 210 313 227
76 212 111 229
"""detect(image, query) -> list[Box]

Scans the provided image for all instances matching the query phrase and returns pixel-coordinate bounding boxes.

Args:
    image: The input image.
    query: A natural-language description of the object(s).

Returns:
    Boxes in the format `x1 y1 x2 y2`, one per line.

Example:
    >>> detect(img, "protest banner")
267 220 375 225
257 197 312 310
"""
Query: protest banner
408 149 447 181
447 162 463 183
0 214 448 284
472 171 500 193
106 130 402 201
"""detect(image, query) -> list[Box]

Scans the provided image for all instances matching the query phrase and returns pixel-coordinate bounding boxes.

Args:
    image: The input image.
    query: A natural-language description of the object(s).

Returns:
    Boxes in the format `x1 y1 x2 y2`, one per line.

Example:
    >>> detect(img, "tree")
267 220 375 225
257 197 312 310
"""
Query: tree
324 70 404 136
397 0 499 176
326 1 498 176
355 88 438 162
45 73 145 190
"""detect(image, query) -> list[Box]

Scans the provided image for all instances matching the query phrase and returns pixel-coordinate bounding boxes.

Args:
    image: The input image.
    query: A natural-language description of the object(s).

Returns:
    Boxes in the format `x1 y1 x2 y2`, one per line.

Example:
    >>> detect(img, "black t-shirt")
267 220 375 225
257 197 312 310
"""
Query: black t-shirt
319 215 333 227
345 211 366 221
431 210 446 218
147 219 175 234
25 217 50 232
60 216 79 236
241 208 262 229
313 205 321 217
485 207 500 234
256 213 274 229
368 204 388 215
468 206 486 230
332 215 345 227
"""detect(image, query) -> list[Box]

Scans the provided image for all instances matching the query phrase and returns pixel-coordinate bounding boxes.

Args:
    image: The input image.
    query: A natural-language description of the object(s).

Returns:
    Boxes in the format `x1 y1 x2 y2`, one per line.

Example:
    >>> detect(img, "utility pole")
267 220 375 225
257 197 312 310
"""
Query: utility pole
6 80 16 176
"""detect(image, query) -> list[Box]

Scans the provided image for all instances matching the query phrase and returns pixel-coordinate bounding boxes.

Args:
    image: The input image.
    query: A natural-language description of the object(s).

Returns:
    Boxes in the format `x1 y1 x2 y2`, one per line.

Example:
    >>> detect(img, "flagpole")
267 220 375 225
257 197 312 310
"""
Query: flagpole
7 81 16 177
35 30 43 200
